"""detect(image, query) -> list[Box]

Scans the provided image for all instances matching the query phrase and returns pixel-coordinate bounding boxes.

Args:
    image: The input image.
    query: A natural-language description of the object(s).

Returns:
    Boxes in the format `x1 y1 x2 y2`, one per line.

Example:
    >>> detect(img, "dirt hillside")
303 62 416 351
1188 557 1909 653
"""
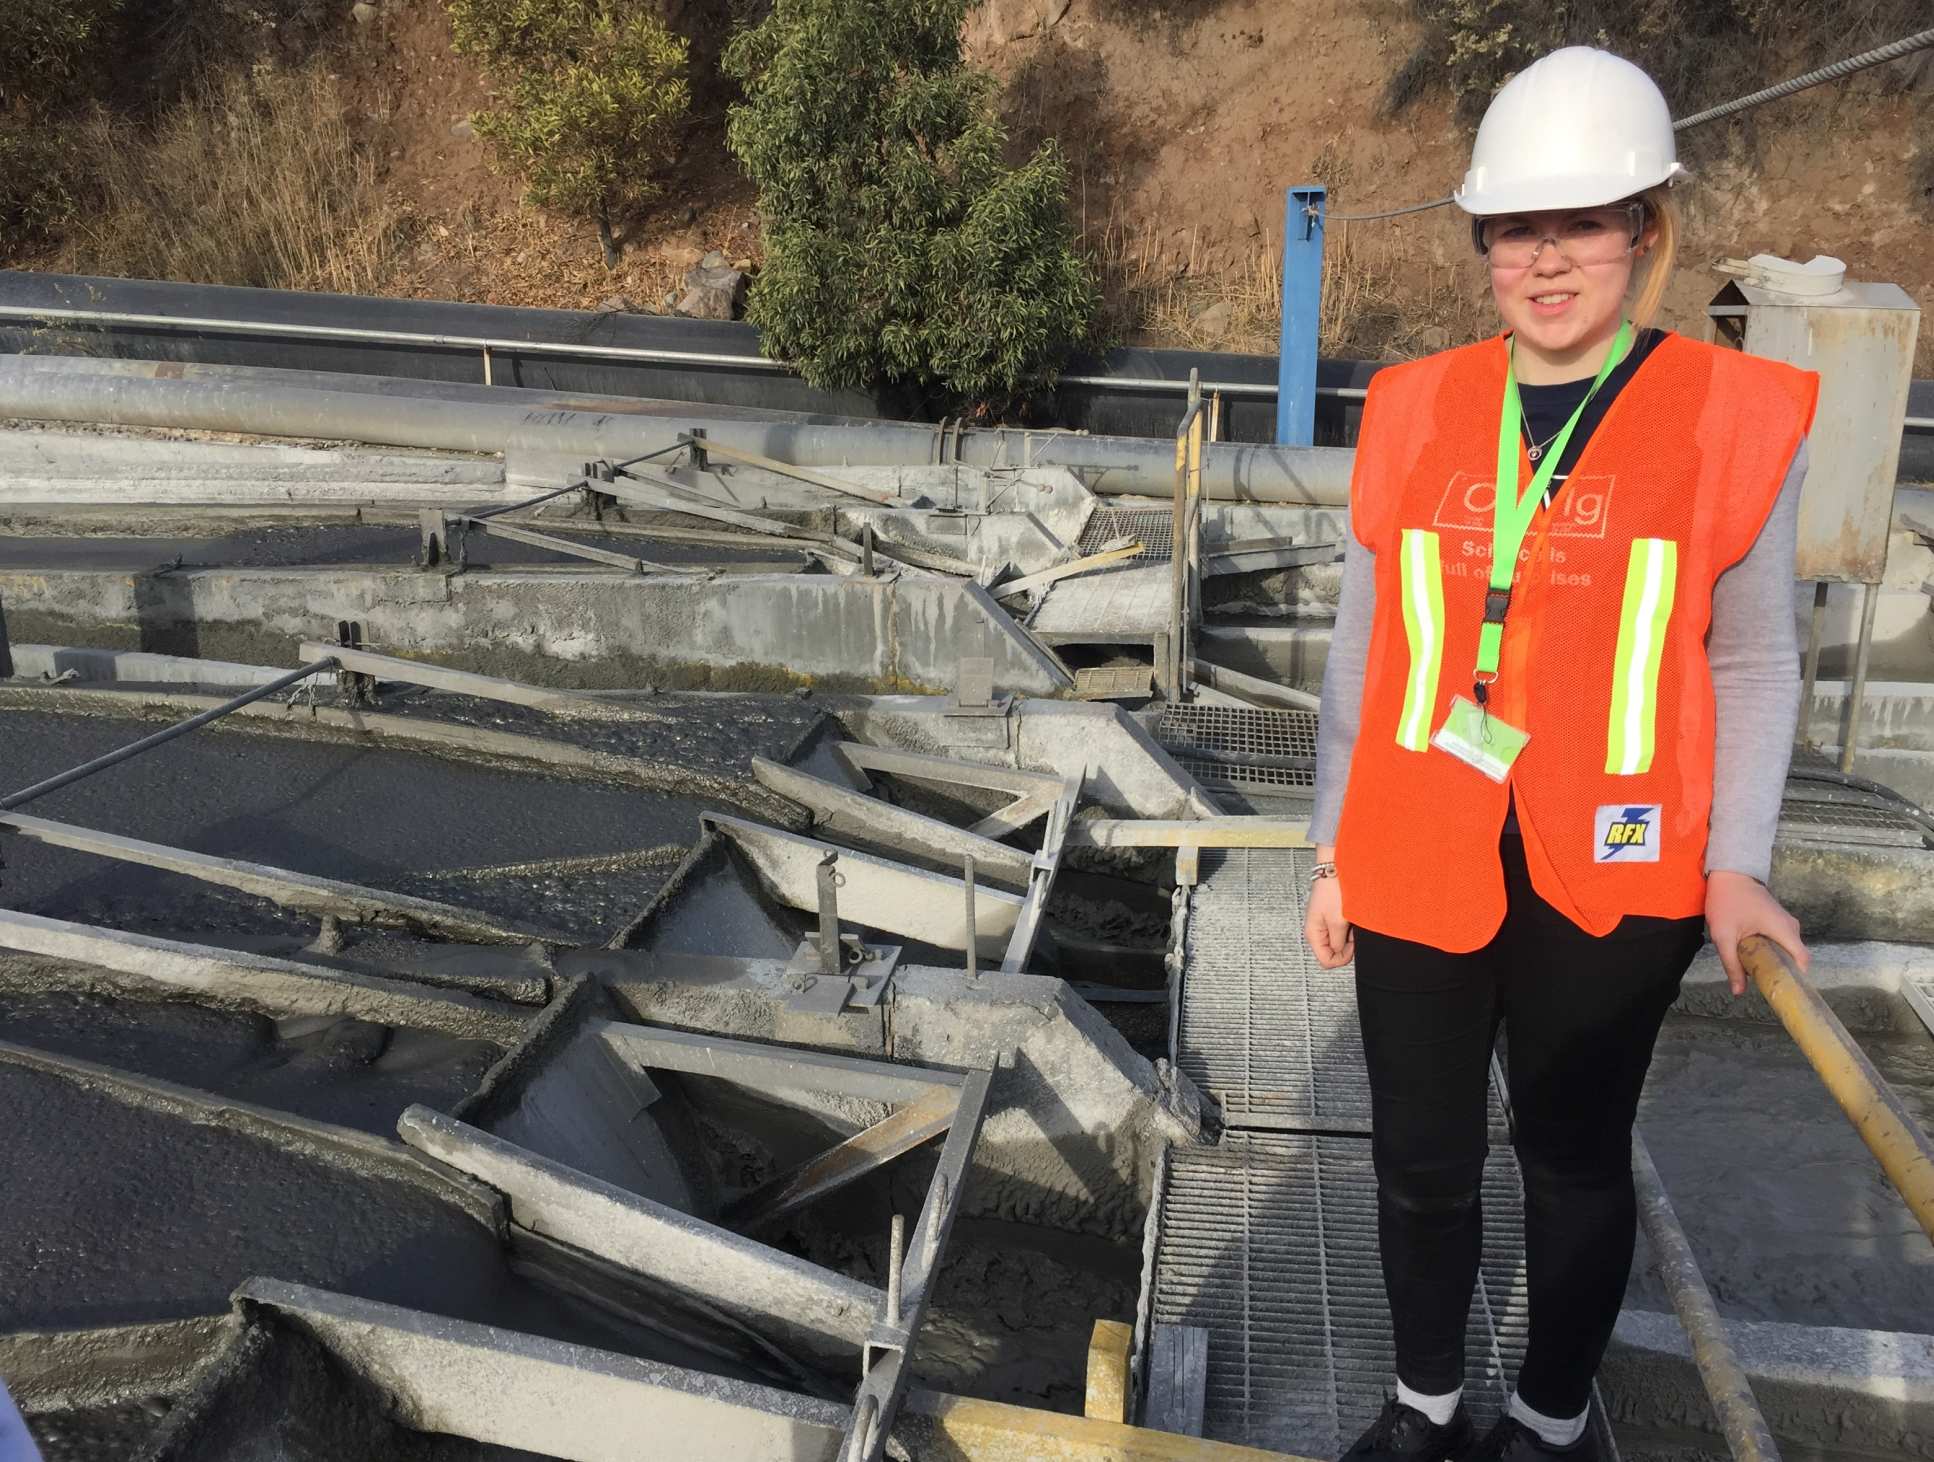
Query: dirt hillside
29 0 1934 367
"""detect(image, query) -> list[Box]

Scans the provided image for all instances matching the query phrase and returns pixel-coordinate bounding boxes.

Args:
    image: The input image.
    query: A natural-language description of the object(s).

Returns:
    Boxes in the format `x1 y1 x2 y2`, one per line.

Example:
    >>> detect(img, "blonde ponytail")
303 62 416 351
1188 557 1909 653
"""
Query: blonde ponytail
1630 186 1679 332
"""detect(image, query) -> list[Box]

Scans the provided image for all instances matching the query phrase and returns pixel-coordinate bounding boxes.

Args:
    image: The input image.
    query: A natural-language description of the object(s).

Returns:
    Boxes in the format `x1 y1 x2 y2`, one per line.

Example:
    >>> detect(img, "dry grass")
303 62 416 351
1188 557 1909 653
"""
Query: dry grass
1084 201 1491 361
54 65 407 295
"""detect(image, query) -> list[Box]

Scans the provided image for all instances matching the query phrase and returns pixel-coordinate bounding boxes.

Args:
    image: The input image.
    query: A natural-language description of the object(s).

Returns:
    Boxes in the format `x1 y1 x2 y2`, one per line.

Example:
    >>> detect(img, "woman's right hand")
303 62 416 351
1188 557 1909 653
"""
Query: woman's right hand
1304 848 1354 969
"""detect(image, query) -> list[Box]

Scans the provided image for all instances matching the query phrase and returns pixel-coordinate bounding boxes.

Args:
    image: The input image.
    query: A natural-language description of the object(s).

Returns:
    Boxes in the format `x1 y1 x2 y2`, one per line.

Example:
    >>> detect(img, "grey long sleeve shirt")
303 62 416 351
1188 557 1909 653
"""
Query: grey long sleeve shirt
1309 443 1807 883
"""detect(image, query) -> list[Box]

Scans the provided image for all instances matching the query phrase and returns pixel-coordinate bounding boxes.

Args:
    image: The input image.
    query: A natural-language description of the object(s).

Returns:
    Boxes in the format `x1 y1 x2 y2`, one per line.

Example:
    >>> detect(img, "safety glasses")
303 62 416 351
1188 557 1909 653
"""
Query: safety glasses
1476 202 1646 270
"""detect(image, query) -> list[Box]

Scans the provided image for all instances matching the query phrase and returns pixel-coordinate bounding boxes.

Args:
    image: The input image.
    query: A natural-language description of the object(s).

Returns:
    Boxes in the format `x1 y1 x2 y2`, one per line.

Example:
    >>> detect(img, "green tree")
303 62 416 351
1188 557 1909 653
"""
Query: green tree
448 0 690 268
0 0 121 248
0 0 120 111
724 0 1099 413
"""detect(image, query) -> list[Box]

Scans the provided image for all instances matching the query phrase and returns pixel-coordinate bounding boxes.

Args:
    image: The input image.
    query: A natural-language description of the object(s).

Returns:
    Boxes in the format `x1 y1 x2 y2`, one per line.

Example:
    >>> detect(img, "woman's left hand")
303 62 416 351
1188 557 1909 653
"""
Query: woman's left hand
1705 869 1809 997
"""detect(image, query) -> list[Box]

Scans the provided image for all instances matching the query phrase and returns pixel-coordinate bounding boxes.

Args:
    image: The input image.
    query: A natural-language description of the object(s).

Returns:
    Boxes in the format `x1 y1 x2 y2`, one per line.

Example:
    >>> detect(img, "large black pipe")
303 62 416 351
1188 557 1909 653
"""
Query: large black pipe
0 269 1925 479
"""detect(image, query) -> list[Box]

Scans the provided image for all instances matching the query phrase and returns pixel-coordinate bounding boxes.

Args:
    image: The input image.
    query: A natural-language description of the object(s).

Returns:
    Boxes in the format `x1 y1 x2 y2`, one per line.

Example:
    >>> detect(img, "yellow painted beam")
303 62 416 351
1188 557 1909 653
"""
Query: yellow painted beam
1741 934 1934 1243
901 1388 1320 1462
1085 1319 1133 1422
1067 818 1312 850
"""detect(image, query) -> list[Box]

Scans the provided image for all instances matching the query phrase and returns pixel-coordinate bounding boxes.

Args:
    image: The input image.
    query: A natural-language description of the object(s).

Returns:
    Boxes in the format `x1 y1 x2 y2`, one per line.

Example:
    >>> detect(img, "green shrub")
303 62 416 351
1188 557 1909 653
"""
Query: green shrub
449 0 690 267
0 123 83 245
0 0 121 112
724 0 1100 414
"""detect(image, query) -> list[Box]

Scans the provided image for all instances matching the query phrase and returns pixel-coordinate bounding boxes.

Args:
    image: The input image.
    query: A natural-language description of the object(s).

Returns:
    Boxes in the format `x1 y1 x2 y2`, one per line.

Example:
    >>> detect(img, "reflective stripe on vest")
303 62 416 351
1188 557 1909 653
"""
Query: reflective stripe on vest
1396 528 1445 752
1605 536 1679 775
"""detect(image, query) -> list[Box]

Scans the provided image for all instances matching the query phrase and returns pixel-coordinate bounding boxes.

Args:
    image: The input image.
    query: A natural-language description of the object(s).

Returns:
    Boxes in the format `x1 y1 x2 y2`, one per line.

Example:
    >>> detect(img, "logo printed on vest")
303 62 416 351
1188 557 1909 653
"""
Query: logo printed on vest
1594 804 1661 863
1433 471 1614 539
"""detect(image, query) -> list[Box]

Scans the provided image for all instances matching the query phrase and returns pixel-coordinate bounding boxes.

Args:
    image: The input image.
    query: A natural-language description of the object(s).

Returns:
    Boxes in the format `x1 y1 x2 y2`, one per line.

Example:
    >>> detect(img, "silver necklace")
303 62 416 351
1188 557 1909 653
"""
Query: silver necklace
1525 423 1566 462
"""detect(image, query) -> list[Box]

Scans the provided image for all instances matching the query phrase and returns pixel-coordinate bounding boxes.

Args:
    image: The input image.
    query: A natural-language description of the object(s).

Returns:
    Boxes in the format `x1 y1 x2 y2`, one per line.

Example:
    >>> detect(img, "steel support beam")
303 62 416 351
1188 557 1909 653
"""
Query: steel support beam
0 811 570 945
1000 781 1080 975
1067 818 1311 850
398 1105 882 1359
678 433 897 505
750 757 1035 889
836 743 1064 801
456 514 701 575
842 1067 992 1462
705 814 1022 958
1275 186 1325 447
297 641 626 719
968 790 1057 840
0 658 334 811
596 1021 959 1105
723 1085 957 1232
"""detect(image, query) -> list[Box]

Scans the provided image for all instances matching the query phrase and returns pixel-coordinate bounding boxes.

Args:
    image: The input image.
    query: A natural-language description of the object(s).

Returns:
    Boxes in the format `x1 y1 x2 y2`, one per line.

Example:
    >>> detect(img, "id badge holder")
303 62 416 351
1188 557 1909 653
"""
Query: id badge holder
1430 695 1529 783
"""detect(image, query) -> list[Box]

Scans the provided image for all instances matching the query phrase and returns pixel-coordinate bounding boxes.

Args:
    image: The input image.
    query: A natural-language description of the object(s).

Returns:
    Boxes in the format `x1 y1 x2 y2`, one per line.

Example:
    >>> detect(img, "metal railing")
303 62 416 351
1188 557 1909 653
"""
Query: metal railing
6 301 1927 433
1741 934 1934 1241
1643 934 1934 1462
0 303 787 384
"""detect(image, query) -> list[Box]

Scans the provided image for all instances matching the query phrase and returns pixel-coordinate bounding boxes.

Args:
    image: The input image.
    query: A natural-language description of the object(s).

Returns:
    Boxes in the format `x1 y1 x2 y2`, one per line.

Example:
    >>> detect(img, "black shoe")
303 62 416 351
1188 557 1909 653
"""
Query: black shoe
1468 1415 1593 1462
1340 1395 1475 1462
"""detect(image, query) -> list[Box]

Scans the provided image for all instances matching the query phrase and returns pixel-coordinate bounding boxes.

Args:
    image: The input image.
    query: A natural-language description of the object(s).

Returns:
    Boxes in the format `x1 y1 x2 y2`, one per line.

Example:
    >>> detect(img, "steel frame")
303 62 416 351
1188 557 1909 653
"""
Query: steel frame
540 1019 992 1462
842 1066 993 1462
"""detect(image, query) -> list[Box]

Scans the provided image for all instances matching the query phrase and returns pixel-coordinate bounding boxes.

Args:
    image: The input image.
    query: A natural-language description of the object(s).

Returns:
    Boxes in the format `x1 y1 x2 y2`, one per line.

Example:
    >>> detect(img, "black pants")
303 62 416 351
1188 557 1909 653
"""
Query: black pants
1353 835 1703 1418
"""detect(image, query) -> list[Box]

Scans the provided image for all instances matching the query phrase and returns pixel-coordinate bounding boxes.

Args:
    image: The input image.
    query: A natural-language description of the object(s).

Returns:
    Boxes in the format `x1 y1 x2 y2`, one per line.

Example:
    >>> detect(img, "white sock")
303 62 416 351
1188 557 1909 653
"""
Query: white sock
1396 1380 1463 1426
1508 1392 1587 1448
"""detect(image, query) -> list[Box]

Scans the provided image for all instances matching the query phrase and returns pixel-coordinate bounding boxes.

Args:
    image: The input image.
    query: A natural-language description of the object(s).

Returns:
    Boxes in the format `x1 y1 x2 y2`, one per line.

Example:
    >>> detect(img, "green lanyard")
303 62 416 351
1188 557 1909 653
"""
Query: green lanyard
1474 319 1633 693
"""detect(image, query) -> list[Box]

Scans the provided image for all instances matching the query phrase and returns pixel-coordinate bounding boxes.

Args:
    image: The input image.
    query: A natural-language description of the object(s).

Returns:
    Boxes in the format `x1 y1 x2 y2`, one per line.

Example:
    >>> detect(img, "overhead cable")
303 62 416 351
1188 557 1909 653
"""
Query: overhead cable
1320 27 1934 224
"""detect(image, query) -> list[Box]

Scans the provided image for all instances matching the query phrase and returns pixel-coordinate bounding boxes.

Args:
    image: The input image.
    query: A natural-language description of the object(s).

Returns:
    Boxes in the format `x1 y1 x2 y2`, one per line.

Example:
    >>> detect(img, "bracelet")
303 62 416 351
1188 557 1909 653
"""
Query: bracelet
1309 861 1338 884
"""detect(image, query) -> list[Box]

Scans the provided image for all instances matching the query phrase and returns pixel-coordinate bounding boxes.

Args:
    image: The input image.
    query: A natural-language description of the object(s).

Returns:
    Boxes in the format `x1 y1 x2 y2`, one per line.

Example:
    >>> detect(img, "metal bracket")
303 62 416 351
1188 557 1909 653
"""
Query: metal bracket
332 621 376 704
780 852 902 1011
782 938 902 1012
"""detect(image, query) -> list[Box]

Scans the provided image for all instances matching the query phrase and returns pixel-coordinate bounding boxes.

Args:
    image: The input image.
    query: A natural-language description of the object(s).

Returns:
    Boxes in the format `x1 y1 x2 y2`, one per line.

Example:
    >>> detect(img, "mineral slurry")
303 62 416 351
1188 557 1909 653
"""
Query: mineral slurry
1633 1011 1934 1331
0 707 740 941
0 982 501 1135
0 1062 580 1339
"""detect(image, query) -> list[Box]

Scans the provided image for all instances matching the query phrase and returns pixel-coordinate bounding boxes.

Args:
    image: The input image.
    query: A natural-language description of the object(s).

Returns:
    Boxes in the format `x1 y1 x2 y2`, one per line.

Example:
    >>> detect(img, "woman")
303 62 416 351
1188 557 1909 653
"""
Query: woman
1304 47 1816 1462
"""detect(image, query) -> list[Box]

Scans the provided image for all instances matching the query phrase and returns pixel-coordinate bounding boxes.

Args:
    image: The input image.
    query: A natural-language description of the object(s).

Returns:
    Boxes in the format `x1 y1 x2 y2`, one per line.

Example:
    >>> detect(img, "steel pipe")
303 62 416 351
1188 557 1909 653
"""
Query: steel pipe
0 301 790 373
1631 1131 1782 1462
0 356 1356 504
1740 934 1934 1243
0 659 337 811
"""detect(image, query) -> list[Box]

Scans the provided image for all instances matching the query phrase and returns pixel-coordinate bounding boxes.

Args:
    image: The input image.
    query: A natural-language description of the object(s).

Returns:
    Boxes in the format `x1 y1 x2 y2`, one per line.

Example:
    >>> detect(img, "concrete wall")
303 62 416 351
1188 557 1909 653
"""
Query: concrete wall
0 567 1073 696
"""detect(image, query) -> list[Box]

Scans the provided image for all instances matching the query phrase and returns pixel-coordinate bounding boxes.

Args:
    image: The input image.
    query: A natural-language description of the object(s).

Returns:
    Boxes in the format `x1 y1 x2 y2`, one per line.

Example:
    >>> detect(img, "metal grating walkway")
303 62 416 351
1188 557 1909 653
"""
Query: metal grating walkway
1155 844 1525 1454
1175 848 1506 1134
1155 703 1318 793
1150 1133 1530 1456
1178 847 1370 1132
1079 507 1175 561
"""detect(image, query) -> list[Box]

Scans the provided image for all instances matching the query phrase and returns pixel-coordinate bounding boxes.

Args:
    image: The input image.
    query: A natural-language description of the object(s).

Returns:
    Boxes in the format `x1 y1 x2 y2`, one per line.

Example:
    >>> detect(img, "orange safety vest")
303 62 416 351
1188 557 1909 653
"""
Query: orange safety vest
1334 332 1818 951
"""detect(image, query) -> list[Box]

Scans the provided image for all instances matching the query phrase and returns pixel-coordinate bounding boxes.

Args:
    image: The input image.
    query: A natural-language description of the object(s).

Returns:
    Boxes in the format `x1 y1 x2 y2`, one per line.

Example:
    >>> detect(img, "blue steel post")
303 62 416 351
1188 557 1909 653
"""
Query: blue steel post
1275 185 1326 446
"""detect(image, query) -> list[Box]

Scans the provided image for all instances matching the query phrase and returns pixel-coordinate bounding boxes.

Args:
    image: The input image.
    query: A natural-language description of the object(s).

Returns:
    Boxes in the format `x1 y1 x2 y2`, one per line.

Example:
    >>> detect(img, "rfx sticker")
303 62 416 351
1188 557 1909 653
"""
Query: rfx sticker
1595 804 1661 863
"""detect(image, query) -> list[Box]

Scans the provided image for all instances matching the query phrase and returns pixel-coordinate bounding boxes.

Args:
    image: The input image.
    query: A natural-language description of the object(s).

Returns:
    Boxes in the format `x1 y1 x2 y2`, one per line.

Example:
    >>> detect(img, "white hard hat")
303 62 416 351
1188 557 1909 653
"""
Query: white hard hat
1455 47 1684 216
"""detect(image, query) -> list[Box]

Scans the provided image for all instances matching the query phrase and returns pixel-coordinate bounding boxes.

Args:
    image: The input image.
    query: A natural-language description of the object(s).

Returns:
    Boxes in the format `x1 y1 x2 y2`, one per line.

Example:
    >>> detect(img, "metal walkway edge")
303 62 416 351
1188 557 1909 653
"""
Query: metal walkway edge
1149 1133 1531 1454
1152 845 1531 1456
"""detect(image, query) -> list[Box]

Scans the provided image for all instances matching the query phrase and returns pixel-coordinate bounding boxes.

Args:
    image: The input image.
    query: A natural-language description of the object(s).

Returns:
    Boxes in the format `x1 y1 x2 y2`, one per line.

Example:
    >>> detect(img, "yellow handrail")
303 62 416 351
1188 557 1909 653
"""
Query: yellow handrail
1739 934 1934 1244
